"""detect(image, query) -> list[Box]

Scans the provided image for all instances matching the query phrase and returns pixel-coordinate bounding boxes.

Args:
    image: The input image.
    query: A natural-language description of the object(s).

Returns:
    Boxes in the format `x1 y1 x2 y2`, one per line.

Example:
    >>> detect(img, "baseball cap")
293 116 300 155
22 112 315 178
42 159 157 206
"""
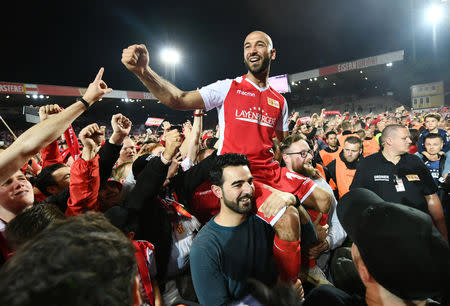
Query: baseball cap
370 118 381 126
337 188 450 300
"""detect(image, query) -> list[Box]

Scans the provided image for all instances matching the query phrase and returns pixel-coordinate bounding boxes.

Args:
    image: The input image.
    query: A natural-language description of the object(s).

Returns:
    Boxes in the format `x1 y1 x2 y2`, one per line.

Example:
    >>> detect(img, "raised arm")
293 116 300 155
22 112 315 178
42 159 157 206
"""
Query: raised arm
0 68 112 184
65 123 104 216
121 44 205 110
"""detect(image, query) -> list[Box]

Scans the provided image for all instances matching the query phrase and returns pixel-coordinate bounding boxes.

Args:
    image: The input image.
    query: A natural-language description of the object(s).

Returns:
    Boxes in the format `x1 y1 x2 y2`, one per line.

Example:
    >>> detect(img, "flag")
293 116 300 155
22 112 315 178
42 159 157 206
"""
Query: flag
145 117 164 126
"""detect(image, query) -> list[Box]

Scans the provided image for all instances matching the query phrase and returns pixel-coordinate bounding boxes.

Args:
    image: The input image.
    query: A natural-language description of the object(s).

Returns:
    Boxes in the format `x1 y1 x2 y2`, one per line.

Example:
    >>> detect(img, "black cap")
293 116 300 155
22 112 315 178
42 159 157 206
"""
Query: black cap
131 154 158 179
337 188 450 300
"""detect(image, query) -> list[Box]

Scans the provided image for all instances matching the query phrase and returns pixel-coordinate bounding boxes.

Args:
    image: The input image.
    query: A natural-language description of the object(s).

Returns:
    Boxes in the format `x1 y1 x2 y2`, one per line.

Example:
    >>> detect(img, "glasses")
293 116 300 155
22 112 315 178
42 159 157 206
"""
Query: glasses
285 149 313 158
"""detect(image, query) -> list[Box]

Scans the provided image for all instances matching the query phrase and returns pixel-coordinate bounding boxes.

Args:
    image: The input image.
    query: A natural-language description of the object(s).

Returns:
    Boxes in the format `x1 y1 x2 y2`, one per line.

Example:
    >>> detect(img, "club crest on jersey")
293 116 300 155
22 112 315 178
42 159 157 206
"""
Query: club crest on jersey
267 97 280 109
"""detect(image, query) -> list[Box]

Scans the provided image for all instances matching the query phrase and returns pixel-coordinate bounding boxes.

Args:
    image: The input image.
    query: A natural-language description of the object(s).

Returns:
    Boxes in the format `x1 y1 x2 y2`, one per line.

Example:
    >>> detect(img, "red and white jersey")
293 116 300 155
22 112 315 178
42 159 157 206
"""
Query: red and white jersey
199 75 289 169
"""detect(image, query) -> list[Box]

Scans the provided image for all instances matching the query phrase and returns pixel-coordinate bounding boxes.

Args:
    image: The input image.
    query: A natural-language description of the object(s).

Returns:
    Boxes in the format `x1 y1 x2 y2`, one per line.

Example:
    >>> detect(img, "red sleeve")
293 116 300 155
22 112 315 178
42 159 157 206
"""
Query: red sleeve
41 140 63 168
30 158 41 175
65 155 100 217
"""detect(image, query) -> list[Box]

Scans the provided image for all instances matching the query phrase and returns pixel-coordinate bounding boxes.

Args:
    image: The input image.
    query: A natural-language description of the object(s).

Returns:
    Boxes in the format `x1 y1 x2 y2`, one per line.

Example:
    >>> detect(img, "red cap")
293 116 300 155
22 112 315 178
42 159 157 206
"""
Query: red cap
370 118 381 126
202 134 213 142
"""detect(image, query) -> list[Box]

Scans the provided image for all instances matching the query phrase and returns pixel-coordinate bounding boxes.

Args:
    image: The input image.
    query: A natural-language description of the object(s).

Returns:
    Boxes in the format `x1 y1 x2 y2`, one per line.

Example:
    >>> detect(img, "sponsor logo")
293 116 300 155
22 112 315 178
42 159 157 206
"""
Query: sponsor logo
236 89 255 97
374 175 390 182
235 107 276 127
405 174 420 181
267 97 280 108
176 223 185 234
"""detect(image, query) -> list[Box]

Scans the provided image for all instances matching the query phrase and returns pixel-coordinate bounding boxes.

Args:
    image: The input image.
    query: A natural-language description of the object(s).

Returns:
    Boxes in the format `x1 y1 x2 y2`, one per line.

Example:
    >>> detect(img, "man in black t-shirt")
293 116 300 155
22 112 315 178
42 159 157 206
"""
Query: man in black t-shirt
350 124 447 241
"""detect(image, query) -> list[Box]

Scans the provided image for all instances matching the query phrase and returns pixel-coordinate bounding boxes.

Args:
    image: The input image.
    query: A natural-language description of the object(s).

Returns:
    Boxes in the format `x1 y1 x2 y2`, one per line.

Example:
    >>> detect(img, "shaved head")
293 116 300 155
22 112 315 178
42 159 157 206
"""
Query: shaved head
244 31 273 49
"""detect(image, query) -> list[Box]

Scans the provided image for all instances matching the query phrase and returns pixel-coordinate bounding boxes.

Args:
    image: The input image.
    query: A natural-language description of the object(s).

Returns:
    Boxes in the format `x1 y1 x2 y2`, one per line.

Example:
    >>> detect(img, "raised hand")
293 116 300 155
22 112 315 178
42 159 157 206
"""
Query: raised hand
163 129 183 162
121 44 150 76
110 113 132 145
39 104 62 121
83 67 113 105
79 123 104 159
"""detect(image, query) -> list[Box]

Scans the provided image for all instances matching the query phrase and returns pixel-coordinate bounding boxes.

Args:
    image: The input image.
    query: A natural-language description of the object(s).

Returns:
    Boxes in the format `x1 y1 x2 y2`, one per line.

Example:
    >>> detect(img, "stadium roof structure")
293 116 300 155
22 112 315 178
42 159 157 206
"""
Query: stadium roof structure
1 48 448 133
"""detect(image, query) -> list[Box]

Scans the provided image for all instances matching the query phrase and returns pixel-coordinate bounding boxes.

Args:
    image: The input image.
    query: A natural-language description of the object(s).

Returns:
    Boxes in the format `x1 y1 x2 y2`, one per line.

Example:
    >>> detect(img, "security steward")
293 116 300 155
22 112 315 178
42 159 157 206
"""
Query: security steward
327 136 363 200
350 124 448 242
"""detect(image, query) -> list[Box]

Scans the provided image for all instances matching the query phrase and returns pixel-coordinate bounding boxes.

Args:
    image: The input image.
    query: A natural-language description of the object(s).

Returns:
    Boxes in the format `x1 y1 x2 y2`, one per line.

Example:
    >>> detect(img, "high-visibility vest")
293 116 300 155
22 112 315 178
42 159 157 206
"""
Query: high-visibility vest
363 138 380 157
334 157 356 199
319 148 341 166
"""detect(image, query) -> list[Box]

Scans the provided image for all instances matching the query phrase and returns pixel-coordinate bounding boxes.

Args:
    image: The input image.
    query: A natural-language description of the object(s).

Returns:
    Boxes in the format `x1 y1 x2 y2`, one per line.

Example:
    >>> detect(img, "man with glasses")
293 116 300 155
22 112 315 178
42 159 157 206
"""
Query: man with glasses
281 134 345 287
327 136 363 200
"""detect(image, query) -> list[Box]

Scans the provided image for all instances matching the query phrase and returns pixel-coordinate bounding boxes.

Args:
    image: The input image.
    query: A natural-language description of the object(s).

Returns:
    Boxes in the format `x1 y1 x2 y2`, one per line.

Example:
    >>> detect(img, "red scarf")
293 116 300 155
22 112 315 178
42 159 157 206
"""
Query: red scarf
63 125 80 160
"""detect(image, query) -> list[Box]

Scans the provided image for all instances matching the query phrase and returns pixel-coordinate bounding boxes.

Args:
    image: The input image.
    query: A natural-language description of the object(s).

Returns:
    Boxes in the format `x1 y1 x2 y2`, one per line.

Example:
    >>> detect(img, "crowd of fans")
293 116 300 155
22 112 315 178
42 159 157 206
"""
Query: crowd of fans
0 31 449 306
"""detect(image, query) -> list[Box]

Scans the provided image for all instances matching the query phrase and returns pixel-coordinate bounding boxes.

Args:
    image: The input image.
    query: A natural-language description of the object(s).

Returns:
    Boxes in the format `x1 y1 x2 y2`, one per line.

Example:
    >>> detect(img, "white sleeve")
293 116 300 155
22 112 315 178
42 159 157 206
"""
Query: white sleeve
275 97 289 132
326 197 347 250
180 156 195 172
198 79 233 112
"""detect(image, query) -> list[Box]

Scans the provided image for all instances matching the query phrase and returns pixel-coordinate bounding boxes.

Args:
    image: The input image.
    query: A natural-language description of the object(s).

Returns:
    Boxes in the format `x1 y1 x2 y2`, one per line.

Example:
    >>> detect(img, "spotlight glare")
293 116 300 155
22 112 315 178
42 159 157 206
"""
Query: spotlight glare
426 5 443 24
386 62 393 67
161 48 181 64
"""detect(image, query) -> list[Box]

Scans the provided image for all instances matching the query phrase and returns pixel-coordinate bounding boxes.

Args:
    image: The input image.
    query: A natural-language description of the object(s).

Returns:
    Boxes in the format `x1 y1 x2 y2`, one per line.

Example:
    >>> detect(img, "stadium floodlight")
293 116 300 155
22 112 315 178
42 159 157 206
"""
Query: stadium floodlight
32 94 38 99
324 77 327 80
314 77 318 81
360 70 363 74
160 48 181 64
332 82 336 86
291 82 295 86
6 95 9 99
309 78 313 82
426 5 443 25
386 62 393 67
39 95 44 99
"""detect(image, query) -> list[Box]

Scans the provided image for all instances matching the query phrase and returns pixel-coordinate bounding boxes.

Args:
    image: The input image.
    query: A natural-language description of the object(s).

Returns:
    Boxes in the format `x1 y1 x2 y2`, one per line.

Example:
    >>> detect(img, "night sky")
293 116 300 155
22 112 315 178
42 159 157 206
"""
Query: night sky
1 0 448 92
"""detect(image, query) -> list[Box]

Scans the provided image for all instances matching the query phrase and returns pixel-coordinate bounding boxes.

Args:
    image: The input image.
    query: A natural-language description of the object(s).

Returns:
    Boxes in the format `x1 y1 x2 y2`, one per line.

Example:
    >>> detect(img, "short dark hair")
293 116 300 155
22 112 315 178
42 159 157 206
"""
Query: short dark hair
408 128 420 145
209 153 250 186
344 135 363 148
325 130 337 139
205 136 218 149
424 133 444 143
35 163 67 196
0 212 137 306
5 204 66 250
279 134 304 154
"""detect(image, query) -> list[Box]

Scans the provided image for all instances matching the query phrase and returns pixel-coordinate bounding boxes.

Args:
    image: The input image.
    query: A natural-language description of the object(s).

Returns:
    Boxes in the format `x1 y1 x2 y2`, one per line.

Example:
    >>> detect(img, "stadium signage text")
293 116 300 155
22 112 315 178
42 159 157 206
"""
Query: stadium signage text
0 83 25 94
337 56 378 73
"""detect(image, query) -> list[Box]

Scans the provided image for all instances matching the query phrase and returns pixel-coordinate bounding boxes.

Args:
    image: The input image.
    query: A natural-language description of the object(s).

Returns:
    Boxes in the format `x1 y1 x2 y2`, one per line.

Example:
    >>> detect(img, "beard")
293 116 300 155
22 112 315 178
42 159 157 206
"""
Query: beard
244 54 271 75
294 164 316 178
222 191 253 214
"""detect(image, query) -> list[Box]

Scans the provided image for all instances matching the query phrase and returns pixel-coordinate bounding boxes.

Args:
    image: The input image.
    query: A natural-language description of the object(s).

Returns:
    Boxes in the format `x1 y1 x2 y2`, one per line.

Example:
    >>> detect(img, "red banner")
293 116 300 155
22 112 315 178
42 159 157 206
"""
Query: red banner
323 111 341 116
